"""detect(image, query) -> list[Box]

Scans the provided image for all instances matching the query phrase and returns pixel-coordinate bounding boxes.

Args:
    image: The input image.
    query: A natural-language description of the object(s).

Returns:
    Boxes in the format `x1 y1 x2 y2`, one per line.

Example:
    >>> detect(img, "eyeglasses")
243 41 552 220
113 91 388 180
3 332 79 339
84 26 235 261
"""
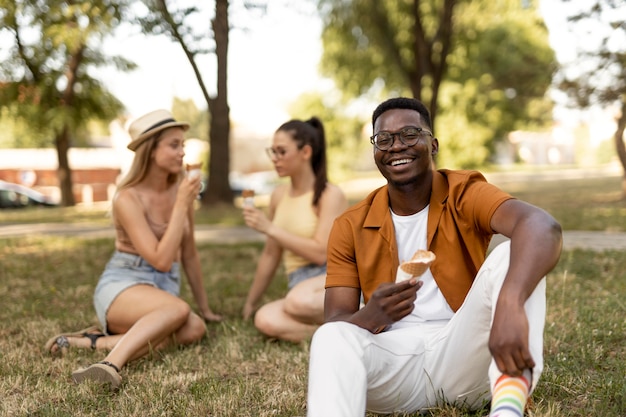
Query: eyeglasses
266 147 289 160
370 126 432 151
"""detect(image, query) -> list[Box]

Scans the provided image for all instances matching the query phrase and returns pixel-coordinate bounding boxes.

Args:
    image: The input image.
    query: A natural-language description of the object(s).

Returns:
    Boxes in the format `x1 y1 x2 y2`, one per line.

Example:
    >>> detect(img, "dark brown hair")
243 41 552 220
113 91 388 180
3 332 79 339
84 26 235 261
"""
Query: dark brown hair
276 117 328 206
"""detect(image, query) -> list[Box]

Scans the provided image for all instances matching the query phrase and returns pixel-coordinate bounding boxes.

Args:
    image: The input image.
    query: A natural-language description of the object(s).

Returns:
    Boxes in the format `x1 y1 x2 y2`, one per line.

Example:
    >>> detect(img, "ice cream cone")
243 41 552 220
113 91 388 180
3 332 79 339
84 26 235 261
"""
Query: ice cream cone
186 163 202 180
395 249 436 283
242 189 255 208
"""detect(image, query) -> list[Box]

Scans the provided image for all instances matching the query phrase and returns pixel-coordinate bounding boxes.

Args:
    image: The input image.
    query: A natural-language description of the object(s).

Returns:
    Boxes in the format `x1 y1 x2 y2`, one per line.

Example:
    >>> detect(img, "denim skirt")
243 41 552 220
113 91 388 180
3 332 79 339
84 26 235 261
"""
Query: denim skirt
93 251 180 333
287 263 327 289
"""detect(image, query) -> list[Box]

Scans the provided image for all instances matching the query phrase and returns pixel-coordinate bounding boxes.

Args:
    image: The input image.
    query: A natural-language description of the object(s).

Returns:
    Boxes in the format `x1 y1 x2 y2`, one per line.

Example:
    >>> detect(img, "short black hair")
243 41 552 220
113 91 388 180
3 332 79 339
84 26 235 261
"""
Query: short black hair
371 97 433 132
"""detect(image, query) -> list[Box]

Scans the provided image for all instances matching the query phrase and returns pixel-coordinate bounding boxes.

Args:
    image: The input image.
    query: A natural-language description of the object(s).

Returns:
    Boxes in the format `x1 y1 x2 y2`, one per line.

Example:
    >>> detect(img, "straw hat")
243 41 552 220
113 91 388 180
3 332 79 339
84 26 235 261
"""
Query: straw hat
127 109 190 151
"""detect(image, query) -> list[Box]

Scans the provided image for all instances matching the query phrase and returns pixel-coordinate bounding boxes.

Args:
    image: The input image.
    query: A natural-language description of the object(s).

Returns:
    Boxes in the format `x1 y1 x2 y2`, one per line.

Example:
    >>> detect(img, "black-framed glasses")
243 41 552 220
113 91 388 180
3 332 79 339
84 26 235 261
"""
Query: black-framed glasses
370 126 432 151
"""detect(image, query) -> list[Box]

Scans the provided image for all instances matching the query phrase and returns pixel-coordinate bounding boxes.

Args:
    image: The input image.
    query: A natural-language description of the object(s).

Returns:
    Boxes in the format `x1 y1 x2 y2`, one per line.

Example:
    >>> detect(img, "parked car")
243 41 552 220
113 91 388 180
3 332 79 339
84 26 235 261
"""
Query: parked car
0 181 59 208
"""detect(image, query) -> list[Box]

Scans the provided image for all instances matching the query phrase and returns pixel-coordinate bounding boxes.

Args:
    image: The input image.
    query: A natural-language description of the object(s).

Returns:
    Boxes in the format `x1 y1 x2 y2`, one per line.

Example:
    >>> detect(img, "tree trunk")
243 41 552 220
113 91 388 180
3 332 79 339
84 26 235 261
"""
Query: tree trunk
614 100 626 199
55 125 75 206
203 0 233 205
53 44 84 207
409 0 456 128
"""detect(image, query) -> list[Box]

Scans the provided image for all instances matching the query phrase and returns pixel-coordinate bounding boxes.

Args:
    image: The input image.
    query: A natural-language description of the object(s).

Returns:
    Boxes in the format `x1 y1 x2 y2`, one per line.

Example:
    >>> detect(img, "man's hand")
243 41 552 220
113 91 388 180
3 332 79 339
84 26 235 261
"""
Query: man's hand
360 279 422 333
489 301 535 377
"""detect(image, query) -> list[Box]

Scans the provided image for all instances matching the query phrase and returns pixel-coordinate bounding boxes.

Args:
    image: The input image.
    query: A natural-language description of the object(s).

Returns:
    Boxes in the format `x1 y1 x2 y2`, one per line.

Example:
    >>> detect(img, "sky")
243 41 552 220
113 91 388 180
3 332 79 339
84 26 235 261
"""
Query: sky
539 0 625 138
98 1 585 137
98 1 327 137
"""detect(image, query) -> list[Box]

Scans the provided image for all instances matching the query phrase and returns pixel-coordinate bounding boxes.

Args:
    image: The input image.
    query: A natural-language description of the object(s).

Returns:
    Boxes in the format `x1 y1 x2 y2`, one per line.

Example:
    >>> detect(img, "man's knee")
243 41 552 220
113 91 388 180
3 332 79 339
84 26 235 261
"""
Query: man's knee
312 322 341 345
311 321 363 356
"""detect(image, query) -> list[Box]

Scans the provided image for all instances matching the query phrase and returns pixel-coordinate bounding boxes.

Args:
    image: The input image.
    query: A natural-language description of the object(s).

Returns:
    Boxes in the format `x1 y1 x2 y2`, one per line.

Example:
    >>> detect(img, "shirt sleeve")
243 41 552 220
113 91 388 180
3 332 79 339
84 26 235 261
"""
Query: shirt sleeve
325 216 361 290
452 171 514 234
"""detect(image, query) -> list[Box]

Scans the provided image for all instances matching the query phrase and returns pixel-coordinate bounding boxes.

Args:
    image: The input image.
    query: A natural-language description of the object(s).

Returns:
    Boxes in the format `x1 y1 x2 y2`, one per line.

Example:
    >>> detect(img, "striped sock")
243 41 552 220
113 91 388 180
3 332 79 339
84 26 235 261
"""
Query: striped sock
489 370 531 417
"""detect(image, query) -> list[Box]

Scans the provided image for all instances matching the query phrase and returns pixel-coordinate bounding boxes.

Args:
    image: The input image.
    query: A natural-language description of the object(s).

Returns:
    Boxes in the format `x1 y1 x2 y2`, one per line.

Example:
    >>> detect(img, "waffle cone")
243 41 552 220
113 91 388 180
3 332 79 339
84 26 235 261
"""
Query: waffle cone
186 163 202 170
395 250 436 282
400 261 431 277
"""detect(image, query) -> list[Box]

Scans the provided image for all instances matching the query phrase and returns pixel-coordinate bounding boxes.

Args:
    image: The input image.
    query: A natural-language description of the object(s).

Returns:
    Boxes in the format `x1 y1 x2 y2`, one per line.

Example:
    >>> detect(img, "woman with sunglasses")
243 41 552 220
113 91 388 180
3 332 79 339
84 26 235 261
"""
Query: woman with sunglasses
242 117 348 342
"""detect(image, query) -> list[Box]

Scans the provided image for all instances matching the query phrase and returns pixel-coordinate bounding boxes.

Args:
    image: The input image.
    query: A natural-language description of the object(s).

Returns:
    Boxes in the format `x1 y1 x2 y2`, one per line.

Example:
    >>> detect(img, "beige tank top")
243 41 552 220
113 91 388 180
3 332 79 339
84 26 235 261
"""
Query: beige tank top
115 214 169 254
272 189 319 274
114 190 186 256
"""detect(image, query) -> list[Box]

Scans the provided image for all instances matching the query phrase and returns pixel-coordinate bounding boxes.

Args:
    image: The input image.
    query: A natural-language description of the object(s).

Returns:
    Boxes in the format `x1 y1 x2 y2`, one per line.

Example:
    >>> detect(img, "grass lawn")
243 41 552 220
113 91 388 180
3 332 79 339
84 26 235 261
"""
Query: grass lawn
0 174 625 416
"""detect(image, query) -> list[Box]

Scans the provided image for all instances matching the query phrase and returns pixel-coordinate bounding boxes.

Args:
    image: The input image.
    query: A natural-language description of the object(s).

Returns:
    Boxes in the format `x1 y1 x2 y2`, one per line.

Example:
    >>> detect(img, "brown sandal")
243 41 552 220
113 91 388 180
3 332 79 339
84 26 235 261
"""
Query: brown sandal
44 326 105 356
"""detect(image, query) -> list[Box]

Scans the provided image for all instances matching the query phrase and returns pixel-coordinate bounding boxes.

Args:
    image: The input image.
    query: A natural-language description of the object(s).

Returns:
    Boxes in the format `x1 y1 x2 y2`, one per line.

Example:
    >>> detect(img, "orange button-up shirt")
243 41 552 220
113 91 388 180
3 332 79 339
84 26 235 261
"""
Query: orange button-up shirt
326 169 513 311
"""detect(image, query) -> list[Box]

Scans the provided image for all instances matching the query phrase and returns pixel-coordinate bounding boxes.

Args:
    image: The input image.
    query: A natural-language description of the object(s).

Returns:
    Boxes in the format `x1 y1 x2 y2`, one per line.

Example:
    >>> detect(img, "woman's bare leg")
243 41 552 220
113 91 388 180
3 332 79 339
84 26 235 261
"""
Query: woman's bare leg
100 284 206 369
254 299 319 343
253 275 326 342
283 275 326 323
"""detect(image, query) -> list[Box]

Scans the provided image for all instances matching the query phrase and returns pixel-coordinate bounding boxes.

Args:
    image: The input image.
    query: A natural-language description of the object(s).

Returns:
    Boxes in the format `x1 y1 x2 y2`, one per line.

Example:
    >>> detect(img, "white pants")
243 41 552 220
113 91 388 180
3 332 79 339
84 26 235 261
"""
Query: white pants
307 241 546 416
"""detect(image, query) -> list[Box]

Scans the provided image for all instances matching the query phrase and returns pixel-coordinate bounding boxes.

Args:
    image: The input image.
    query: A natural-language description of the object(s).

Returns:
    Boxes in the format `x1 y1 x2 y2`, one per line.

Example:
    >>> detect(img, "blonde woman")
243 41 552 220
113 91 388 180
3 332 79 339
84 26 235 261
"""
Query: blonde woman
242 117 348 342
45 110 221 389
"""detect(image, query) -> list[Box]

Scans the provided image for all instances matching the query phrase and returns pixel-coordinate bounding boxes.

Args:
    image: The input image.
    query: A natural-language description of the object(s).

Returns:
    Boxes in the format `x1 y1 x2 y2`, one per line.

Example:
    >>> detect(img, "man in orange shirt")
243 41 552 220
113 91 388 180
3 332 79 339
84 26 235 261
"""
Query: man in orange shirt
306 98 562 417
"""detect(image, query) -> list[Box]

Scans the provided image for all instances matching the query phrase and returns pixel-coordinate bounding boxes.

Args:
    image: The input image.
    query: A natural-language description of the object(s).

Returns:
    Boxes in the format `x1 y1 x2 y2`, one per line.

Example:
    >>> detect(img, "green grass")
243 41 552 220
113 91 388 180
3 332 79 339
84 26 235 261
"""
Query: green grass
497 175 626 232
0 237 305 417
0 174 625 416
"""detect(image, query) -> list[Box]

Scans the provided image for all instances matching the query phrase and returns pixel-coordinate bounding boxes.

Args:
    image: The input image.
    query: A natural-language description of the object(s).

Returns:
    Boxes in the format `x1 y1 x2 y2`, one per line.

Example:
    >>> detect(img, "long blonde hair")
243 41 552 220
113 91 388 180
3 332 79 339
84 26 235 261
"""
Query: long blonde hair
116 129 181 192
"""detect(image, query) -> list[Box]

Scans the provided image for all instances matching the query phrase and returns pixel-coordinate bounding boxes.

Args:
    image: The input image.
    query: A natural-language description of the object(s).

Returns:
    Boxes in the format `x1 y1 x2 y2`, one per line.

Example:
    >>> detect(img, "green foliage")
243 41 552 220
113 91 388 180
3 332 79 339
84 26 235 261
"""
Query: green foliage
555 0 626 179
137 0 248 204
319 0 410 98
557 1 626 108
317 0 556 168
287 92 371 182
0 0 134 147
172 97 209 142
0 107 51 148
438 0 555 166
595 137 617 165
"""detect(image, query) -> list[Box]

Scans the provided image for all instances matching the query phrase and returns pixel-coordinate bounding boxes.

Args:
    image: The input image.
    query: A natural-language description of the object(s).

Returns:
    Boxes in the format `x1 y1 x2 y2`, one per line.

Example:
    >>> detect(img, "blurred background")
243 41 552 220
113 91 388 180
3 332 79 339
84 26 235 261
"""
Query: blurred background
1 0 624 208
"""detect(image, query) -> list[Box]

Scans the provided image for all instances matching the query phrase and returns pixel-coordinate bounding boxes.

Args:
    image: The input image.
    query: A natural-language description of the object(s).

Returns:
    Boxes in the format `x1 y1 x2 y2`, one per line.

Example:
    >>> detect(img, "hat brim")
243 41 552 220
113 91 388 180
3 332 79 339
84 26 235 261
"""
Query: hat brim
127 121 190 151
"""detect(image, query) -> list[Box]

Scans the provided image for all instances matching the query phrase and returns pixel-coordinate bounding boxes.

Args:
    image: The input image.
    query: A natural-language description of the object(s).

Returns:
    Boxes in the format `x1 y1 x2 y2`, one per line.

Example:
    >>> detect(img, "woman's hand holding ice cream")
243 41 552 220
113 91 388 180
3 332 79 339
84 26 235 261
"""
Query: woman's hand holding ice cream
242 189 255 208
242 205 273 235
186 163 202 180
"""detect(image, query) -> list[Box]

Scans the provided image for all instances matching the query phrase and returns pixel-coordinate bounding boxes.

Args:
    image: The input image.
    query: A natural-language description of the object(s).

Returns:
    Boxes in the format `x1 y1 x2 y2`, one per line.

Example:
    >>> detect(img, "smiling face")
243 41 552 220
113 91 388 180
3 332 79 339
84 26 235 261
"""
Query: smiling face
373 108 438 188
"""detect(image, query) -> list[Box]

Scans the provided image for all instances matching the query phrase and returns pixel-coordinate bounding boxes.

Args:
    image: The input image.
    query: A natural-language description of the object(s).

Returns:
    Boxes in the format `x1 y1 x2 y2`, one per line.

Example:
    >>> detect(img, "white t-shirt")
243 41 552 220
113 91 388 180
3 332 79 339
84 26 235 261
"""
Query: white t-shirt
390 205 454 329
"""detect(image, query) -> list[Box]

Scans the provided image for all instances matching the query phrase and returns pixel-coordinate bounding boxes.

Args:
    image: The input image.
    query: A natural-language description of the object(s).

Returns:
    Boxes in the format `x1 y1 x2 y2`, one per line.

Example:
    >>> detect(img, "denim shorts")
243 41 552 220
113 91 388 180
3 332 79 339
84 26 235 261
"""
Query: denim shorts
93 251 180 334
287 264 327 289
